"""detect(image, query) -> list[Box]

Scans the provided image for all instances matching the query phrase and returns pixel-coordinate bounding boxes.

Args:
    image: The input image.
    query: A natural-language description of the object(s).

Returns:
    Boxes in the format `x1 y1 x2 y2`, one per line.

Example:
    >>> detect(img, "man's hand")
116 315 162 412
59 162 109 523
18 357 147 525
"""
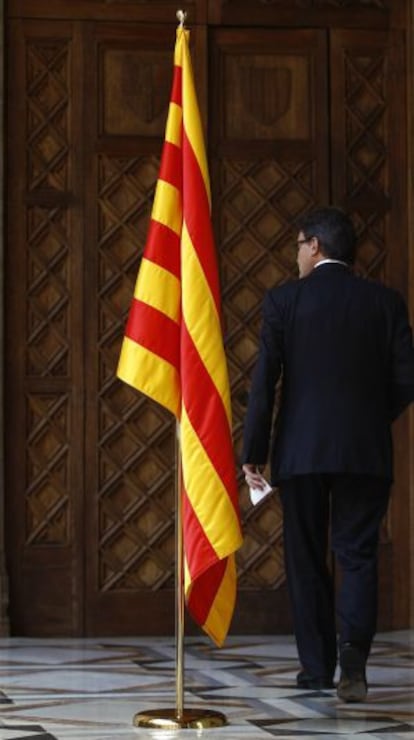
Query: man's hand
242 464 266 489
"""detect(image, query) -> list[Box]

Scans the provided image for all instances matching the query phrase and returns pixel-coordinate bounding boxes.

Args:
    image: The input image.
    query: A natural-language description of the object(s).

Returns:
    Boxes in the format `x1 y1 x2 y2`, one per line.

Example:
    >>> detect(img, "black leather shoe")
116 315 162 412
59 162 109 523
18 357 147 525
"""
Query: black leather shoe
337 643 367 703
296 670 334 690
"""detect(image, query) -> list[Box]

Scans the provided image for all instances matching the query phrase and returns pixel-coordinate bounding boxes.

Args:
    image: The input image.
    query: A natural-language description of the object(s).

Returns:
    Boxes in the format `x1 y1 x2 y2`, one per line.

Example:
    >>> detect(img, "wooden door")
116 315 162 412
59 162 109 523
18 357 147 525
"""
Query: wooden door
5 19 86 635
82 22 329 636
5 6 410 636
210 27 330 631
82 20 182 635
329 28 409 627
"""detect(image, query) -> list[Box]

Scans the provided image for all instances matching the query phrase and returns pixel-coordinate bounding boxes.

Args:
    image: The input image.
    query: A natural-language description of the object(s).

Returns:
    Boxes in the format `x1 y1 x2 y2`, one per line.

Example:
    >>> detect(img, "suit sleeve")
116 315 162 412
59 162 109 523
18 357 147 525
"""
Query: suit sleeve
390 291 414 421
241 290 283 465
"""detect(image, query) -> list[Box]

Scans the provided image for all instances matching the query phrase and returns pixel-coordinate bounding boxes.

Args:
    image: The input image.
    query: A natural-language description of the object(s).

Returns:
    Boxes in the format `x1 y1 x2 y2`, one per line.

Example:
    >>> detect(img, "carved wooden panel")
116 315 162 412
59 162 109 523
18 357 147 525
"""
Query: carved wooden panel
223 56 310 140
96 153 175 592
5 10 409 637
95 41 177 598
220 0 389 6
211 29 329 609
26 205 71 376
6 20 84 635
208 0 394 28
80 24 183 634
26 39 71 376
331 31 406 286
331 29 409 627
26 393 70 545
22 37 73 536
7 0 202 23
99 47 171 136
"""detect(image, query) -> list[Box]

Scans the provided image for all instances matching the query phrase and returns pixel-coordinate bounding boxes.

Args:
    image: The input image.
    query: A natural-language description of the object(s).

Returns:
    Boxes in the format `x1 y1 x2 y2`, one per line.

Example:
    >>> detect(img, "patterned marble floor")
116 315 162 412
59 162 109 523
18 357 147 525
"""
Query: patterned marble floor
0 631 413 739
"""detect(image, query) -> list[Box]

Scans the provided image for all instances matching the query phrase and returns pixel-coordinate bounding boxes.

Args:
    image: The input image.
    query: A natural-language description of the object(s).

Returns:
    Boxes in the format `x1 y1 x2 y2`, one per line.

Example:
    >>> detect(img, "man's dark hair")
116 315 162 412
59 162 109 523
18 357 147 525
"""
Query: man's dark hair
296 207 357 264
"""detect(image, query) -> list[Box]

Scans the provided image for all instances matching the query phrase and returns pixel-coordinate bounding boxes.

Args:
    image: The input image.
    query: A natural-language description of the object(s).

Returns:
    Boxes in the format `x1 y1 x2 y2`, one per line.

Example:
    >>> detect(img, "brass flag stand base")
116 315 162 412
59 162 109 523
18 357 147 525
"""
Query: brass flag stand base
133 708 227 729
132 421 229 730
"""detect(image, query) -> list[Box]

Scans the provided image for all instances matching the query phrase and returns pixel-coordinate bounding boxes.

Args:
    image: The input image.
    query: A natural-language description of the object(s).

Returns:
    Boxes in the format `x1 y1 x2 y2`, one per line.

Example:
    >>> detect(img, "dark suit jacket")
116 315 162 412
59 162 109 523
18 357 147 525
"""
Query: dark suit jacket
242 263 414 483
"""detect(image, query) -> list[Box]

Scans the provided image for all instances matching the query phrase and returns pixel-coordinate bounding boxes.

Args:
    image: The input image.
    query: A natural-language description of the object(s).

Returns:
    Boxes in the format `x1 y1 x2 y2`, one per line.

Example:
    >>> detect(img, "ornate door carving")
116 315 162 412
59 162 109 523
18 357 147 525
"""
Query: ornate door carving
330 29 409 627
81 22 180 635
5 19 85 634
5 11 409 635
210 27 330 631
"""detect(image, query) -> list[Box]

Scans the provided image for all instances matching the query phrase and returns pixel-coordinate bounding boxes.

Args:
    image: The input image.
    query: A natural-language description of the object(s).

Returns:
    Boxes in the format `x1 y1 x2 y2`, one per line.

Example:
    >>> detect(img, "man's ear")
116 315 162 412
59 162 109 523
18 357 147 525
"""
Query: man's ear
309 236 320 256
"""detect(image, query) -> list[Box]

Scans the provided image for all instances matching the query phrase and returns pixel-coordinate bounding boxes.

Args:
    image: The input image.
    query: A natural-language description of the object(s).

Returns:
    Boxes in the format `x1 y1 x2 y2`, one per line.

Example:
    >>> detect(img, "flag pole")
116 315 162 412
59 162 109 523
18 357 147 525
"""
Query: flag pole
132 419 227 729
130 8 233 728
175 420 185 718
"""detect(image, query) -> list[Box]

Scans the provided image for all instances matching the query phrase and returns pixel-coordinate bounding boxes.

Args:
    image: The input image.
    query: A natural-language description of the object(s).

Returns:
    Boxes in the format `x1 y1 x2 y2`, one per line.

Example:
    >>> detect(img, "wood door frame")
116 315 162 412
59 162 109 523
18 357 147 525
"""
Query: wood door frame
408 0 414 628
0 0 7 637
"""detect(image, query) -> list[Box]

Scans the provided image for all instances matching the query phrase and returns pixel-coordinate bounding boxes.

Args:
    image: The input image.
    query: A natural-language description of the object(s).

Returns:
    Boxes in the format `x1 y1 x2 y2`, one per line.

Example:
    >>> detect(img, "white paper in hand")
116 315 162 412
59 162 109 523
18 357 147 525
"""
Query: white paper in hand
249 475 273 506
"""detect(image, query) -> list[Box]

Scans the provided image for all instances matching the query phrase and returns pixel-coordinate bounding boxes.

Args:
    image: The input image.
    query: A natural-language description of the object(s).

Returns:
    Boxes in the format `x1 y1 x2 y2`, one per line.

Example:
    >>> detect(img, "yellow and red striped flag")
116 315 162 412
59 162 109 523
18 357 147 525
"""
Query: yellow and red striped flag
117 25 243 646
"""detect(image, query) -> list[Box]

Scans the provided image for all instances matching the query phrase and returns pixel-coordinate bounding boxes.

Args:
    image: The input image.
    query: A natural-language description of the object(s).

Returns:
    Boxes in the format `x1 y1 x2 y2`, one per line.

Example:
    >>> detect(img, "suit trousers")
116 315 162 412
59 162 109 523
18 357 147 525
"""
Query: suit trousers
279 474 390 680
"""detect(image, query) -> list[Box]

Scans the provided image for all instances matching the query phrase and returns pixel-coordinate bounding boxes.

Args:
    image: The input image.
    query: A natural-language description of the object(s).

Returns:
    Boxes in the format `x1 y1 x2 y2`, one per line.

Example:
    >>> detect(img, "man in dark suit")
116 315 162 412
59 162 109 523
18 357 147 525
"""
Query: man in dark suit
242 207 414 702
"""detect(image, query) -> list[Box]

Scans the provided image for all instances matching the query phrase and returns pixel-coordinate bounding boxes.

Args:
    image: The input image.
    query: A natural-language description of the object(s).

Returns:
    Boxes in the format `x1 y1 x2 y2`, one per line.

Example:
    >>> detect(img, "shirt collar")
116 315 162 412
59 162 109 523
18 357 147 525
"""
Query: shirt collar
314 258 349 269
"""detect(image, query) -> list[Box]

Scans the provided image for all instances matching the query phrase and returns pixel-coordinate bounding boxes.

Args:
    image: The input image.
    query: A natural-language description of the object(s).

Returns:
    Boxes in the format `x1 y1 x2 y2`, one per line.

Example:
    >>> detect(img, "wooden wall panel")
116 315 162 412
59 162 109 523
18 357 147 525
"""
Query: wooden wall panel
7 1 206 24
83 23 185 635
4 1 411 636
5 20 85 634
210 28 329 631
331 28 409 628
208 0 391 28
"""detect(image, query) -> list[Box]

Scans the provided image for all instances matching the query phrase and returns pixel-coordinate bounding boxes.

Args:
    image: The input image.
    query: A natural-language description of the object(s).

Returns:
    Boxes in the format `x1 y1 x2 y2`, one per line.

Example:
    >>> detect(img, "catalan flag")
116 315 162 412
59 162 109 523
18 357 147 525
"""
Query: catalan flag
117 25 243 646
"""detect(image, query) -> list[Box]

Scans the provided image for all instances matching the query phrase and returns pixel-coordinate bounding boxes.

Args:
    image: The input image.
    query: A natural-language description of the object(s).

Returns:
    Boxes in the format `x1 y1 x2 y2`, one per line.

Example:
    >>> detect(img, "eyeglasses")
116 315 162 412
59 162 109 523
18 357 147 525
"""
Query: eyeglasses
296 236 314 250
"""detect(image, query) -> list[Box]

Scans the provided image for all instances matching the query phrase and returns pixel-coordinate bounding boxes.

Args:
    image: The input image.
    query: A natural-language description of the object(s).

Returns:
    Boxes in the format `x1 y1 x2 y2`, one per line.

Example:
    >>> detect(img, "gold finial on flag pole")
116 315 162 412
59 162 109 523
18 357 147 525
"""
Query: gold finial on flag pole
176 9 187 27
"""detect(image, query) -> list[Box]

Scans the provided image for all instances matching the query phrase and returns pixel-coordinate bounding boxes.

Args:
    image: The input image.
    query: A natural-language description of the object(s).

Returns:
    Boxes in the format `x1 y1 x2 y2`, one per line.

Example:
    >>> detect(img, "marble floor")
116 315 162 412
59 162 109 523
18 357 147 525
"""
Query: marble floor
0 631 413 739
